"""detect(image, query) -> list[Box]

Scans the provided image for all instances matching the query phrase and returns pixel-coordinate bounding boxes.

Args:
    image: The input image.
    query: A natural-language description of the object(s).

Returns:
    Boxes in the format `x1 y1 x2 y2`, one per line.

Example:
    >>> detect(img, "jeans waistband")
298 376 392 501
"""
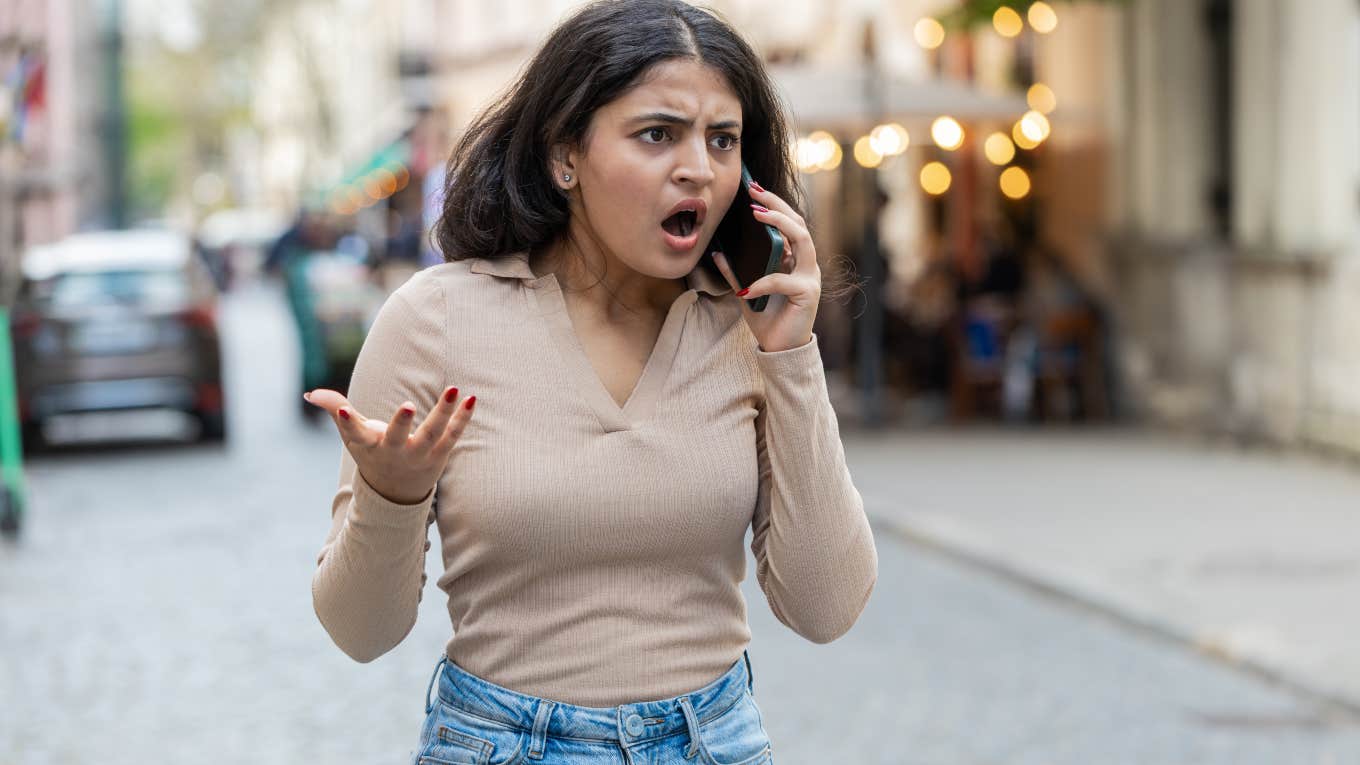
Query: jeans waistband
425 650 754 746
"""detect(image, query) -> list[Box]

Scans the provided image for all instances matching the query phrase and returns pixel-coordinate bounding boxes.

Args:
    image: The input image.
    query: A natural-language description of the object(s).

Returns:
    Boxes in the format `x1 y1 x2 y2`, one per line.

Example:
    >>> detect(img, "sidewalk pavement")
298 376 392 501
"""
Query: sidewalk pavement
841 426 1360 715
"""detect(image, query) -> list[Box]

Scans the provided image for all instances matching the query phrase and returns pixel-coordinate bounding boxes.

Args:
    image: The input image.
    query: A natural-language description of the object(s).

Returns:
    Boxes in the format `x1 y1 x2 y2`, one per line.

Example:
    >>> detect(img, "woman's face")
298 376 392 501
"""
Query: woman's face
558 58 744 282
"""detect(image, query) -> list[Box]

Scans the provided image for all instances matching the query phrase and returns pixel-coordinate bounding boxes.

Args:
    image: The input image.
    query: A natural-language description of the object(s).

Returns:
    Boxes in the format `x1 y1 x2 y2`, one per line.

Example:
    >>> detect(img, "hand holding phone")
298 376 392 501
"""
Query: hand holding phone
710 163 785 312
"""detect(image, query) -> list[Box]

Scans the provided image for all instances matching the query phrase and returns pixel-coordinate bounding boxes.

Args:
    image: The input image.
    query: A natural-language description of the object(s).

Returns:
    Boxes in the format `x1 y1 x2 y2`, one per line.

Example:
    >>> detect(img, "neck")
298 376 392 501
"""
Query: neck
532 235 686 322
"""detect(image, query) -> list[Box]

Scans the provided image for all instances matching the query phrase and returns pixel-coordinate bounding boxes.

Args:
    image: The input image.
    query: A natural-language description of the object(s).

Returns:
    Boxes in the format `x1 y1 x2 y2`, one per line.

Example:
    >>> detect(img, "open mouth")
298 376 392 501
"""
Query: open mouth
661 210 698 238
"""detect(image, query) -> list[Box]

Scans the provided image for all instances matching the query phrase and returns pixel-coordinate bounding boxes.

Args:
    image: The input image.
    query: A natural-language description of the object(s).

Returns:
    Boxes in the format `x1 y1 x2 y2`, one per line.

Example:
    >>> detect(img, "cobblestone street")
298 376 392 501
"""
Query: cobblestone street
3 283 1359 764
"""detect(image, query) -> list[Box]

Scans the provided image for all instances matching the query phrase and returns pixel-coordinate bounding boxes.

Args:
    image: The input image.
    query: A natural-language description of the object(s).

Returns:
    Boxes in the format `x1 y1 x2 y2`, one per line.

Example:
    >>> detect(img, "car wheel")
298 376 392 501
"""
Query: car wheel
196 410 227 443
20 421 46 455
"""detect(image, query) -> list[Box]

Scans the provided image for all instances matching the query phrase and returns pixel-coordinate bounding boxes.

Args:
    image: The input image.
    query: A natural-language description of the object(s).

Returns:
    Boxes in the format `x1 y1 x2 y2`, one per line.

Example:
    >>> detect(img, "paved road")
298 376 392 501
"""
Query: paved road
842 425 1360 717
2 280 1357 764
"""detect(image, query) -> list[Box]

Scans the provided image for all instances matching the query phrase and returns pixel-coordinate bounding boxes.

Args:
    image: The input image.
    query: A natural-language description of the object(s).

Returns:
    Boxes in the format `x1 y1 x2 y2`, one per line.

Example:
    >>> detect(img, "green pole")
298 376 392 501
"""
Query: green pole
0 306 26 533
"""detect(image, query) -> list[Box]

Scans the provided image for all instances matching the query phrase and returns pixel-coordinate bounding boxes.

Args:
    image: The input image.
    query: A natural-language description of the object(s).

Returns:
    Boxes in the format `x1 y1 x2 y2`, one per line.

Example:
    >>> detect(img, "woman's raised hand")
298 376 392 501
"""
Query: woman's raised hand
304 386 475 505
710 180 821 354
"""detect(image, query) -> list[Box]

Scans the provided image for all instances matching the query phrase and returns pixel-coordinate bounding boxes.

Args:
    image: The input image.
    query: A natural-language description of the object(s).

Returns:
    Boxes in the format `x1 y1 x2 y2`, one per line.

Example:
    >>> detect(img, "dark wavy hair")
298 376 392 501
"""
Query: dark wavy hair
434 0 817 290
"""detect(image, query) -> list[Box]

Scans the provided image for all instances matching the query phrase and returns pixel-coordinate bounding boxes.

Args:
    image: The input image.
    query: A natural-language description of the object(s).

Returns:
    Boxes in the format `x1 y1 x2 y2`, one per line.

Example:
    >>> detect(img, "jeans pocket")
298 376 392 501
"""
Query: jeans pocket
695 693 773 765
416 700 528 765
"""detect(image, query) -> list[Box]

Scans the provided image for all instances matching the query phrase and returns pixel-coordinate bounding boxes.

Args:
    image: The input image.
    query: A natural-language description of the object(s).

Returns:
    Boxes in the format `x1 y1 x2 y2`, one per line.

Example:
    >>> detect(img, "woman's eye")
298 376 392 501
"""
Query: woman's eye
640 128 669 143
711 134 739 151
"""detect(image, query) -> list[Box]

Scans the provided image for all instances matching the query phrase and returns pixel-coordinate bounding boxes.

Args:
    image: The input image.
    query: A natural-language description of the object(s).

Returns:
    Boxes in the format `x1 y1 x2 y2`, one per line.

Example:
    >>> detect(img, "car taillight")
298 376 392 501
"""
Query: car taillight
196 382 223 411
180 304 216 329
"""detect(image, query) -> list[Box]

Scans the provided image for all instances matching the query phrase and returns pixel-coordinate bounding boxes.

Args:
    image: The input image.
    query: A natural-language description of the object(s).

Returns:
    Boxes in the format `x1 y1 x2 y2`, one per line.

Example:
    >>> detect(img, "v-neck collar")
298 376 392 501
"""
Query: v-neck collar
470 251 723 432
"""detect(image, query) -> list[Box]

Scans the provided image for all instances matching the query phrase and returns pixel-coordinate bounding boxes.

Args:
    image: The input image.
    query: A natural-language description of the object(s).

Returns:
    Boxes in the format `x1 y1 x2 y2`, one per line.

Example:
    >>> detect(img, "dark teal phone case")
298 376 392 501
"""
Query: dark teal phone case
713 163 785 312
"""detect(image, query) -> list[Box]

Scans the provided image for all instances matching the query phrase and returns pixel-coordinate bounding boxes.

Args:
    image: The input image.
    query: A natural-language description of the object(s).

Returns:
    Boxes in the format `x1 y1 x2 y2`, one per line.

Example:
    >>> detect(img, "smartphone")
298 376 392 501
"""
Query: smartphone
710 163 785 312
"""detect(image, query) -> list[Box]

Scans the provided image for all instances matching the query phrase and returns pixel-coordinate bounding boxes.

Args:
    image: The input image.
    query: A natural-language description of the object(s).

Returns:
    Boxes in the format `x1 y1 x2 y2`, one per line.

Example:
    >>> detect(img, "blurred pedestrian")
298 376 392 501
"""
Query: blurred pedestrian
302 2 877 763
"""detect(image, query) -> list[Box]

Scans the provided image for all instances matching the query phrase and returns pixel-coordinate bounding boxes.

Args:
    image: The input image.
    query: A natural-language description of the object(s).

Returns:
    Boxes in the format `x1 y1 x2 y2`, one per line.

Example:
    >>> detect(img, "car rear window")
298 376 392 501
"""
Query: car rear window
34 269 190 310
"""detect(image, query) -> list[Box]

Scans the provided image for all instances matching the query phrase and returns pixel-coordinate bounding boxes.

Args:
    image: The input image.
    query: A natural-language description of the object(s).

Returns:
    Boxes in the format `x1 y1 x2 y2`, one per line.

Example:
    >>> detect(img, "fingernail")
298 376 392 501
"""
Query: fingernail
751 204 769 213
737 288 750 297
444 386 459 403
749 180 764 193
402 407 415 418
339 409 351 420
302 391 311 401
464 396 476 411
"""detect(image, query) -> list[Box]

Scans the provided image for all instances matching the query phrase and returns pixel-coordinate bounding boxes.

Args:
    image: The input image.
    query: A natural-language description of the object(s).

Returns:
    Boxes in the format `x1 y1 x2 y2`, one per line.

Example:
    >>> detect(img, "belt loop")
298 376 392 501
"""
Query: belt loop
677 696 702 759
526 698 555 760
425 654 448 715
742 649 754 694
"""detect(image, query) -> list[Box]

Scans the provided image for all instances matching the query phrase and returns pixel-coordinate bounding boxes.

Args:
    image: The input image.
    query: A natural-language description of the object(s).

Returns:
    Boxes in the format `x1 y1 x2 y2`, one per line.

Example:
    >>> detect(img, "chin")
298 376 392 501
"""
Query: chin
644 256 696 279
633 246 698 275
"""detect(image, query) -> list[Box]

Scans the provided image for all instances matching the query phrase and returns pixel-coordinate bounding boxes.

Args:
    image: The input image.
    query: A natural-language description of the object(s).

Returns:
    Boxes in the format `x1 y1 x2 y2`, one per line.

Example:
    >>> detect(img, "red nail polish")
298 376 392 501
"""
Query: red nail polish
339 409 351 420
751 204 769 213
737 288 750 297
402 407 415 418
749 180 765 193
445 387 459 403
464 396 476 411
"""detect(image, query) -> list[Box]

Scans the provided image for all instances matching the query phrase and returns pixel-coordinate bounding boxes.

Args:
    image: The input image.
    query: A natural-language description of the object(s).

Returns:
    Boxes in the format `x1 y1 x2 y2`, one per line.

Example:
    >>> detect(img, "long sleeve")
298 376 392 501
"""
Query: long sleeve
311 274 448 662
749 333 878 644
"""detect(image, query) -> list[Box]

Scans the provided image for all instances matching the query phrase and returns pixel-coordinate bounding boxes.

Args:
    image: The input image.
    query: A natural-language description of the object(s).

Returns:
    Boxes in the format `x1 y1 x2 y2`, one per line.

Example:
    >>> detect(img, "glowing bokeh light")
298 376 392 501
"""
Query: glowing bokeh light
1028 2 1059 34
869 123 910 156
993 7 1023 38
853 136 883 168
920 162 952 195
984 132 1016 165
1027 83 1057 114
1000 166 1032 199
931 116 965 150
914 17 945 50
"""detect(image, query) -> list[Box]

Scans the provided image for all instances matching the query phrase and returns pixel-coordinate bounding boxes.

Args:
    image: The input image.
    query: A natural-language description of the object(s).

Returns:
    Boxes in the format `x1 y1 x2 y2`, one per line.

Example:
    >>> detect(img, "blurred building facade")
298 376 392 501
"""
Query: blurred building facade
409 0 1120 425
0 0 111 295
1108 0 1360 454
251 1 412 212
249 0 453 274
240 0 1360 451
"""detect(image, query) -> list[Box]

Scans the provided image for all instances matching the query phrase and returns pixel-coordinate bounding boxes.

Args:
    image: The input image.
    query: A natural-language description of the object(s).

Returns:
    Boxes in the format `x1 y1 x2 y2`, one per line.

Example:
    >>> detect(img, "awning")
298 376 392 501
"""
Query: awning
338 140 410 187
309 138 411 212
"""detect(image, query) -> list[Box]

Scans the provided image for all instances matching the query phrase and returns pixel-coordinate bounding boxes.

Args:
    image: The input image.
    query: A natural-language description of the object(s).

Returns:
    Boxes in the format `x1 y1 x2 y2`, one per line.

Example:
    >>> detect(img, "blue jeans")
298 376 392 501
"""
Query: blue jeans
412 650 774 765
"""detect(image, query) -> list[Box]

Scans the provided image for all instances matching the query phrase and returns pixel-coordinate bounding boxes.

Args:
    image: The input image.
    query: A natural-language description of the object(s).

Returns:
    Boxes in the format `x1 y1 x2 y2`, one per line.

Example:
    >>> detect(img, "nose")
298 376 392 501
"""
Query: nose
672 136 716 187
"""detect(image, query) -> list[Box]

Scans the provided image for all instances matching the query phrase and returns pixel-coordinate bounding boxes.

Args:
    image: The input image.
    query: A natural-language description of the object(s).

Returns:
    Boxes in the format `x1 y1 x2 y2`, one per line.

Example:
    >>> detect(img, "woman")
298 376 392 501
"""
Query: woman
305 1 877 762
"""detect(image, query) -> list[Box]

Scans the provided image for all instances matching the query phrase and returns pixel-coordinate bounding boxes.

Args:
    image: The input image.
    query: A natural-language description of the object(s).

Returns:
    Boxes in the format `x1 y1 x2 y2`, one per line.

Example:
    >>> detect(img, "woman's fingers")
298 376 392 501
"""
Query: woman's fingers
304 389 376 446
304 386 477 457
412 386 460 447
746 182 806 227
709 251 743 294
734 271 804 301
433 395 476 453
381 401 418 448
303 388 348 413
750 206 815 275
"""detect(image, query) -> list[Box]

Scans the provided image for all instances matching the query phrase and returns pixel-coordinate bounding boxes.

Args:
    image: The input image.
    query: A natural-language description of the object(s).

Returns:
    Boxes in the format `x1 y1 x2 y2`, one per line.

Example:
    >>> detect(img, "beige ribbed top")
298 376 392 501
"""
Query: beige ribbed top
311 251 878 706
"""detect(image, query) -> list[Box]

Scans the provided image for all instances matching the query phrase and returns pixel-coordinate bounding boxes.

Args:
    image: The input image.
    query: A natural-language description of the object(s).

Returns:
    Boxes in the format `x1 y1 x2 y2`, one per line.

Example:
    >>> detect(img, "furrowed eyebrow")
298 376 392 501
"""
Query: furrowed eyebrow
628 112 741 130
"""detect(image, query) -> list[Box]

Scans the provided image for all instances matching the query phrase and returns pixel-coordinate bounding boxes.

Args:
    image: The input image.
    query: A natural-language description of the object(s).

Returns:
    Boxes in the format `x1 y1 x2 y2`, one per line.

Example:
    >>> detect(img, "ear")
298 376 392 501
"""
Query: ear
550 143 579 190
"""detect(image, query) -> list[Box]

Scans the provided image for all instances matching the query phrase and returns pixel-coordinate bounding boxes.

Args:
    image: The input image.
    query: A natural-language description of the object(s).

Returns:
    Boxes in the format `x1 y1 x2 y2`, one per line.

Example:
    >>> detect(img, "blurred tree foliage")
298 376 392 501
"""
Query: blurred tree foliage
125 0 302 220
937 0 1128 29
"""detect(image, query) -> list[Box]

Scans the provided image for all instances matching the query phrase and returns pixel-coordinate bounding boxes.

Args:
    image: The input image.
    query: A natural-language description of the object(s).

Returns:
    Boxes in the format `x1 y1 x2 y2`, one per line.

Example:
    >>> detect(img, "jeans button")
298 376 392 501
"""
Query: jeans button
624 713 645 737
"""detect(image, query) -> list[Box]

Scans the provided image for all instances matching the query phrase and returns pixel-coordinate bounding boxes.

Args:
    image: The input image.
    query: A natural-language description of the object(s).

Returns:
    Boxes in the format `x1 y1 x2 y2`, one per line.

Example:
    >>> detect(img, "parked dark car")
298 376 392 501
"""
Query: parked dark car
11 230 227 450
